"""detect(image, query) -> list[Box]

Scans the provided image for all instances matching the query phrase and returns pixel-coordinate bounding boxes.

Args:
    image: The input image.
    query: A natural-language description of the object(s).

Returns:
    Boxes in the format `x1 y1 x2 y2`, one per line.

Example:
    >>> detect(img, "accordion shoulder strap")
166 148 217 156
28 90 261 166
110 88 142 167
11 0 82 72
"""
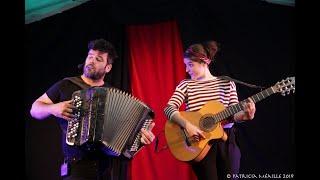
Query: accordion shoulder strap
64 76 90 90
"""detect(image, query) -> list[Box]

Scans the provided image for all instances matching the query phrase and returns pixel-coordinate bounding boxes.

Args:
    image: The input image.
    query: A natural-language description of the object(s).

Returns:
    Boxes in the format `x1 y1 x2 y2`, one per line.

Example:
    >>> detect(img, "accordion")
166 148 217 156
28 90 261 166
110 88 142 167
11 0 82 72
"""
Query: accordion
66 87 154 159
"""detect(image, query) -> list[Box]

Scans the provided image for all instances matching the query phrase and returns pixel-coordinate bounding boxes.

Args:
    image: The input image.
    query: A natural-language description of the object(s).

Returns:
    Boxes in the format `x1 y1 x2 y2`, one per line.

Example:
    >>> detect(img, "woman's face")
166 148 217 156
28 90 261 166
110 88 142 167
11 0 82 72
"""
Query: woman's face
184 58 207 80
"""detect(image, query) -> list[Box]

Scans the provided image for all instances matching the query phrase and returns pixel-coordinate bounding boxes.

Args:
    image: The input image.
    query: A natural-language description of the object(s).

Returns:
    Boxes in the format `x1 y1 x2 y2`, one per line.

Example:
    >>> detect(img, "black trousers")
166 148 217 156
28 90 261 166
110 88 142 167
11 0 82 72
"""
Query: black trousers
62 156 129 180
192 127 241 180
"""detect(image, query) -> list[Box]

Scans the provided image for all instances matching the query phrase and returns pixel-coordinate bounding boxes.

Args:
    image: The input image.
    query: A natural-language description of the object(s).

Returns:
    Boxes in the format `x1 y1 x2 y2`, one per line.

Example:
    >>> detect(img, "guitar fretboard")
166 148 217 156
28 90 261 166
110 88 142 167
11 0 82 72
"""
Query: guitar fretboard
212 87 275 122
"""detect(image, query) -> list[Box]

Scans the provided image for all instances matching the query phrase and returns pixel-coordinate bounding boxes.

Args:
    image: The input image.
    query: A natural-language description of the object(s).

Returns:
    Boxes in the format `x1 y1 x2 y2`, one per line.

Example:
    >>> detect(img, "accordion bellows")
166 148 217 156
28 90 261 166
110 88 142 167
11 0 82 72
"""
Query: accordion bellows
66 87 154 158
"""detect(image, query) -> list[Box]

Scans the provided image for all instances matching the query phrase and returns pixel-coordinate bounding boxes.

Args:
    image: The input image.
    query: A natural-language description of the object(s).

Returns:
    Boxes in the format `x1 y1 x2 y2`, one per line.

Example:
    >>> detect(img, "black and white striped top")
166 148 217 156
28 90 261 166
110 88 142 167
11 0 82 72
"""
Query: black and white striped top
164 77 239 128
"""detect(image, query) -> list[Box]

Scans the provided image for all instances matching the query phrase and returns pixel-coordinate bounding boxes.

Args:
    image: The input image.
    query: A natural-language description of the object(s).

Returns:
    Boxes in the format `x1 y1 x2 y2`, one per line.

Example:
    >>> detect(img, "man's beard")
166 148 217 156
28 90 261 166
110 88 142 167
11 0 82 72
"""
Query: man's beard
83 64 105 80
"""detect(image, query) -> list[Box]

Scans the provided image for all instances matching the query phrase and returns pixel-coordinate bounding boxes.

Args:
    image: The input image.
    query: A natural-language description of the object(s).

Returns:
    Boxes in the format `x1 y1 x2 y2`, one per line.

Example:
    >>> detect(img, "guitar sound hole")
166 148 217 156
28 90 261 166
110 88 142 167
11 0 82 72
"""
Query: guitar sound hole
199 115 217 132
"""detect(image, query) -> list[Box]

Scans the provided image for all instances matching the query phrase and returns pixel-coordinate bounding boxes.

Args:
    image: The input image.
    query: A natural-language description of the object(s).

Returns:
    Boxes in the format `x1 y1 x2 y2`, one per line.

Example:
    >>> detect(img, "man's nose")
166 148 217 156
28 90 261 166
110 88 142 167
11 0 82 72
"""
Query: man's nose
88 57 96 63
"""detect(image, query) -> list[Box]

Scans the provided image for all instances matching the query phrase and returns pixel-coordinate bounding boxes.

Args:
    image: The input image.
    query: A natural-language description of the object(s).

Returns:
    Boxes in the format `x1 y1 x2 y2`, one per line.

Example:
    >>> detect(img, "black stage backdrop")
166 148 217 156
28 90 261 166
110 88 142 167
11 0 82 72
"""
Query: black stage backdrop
25 0 295 179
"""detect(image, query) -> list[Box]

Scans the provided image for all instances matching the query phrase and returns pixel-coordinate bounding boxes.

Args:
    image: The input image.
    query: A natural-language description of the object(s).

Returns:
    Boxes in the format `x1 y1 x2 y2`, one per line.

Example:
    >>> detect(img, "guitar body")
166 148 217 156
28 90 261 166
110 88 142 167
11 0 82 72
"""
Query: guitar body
165 100 227 162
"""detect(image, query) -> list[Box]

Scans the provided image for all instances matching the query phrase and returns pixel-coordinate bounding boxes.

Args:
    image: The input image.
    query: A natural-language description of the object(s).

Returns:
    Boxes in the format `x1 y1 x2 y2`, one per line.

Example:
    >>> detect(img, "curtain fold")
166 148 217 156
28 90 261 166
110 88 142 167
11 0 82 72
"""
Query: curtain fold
126 20 196 180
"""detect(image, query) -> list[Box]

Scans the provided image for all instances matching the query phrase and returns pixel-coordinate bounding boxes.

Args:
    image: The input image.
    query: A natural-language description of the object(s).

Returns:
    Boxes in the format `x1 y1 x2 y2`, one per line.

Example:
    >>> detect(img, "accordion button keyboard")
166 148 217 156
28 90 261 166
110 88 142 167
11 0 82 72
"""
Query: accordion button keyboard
66 95 82 145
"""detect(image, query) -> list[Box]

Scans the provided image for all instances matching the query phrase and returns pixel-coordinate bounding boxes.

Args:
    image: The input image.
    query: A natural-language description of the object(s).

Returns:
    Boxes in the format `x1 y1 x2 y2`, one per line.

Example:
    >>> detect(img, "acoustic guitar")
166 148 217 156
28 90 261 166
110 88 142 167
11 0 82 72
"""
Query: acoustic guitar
165 77 295 162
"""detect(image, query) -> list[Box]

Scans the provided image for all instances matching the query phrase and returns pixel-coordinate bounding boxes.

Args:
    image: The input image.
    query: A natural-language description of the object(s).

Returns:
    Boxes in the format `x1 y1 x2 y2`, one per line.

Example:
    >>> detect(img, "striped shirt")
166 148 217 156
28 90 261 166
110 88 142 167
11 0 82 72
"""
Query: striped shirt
164 77 239 128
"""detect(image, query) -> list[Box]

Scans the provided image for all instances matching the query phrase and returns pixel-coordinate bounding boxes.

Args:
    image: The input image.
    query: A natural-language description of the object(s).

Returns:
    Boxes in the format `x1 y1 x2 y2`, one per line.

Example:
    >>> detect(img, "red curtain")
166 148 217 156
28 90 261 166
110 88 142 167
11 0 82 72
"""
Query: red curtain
126 20 197 180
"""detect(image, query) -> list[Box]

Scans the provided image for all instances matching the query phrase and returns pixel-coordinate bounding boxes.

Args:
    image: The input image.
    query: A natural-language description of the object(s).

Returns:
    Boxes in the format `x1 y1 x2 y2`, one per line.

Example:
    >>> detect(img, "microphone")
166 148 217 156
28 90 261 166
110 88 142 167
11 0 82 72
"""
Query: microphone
77 63 84 69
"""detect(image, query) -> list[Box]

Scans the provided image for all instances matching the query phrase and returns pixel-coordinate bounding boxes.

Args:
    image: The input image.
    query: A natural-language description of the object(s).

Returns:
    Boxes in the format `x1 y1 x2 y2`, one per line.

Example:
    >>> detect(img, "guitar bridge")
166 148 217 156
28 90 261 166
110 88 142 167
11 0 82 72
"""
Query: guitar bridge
181 128 191 146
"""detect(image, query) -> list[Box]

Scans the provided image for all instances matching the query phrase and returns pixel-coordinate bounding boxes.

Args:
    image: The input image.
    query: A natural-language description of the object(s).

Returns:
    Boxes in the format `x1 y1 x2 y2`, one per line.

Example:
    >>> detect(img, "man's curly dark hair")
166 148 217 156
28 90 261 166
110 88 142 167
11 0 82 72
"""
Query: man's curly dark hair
88 39 118 64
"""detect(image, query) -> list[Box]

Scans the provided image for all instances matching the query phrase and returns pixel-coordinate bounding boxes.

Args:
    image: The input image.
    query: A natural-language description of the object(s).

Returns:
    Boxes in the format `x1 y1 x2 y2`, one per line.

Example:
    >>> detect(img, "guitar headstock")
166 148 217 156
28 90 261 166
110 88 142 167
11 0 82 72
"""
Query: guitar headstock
273 77 295 96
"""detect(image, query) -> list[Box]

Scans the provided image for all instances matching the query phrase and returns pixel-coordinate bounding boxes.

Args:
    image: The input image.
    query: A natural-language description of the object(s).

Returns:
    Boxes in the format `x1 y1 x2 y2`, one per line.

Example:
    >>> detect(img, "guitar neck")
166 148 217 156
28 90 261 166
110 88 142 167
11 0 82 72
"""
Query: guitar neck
215 87 276 122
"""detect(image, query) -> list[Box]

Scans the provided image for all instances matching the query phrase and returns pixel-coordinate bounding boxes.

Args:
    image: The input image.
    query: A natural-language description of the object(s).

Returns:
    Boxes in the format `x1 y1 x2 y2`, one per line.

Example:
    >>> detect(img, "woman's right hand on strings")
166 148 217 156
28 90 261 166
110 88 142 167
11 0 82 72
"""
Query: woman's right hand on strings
51 100 76 121
185 122 206 141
